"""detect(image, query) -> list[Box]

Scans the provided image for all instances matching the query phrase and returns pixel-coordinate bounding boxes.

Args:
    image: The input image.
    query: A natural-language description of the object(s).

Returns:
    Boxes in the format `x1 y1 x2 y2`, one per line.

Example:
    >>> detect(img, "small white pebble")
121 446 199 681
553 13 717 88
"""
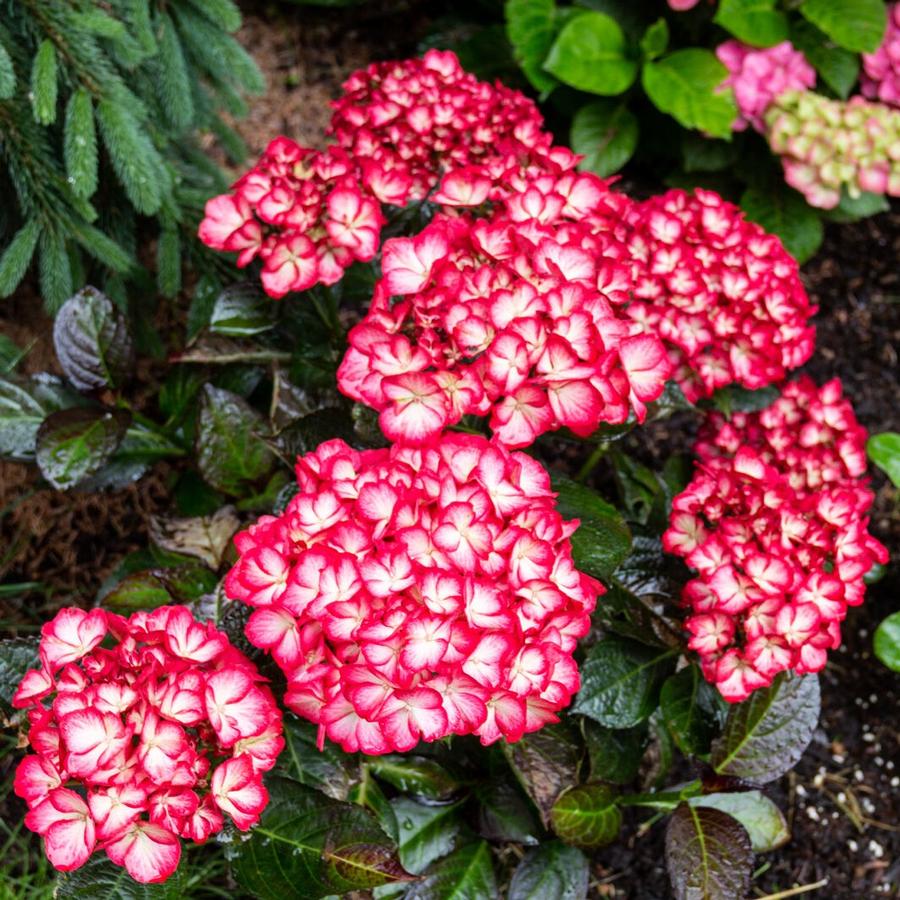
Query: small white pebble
875 756 884 766
860 629 869 638
886 760 894 771
837 791 847 803
848 839 859 852
813 773 826 788
833 753 845 764
863 732 876 743
868 840 884 859
890 777 899 788
831 811 839 819
854 769 865 783
796 784 808 797
869 693 878 703
862 798 876 814
806 807 821 821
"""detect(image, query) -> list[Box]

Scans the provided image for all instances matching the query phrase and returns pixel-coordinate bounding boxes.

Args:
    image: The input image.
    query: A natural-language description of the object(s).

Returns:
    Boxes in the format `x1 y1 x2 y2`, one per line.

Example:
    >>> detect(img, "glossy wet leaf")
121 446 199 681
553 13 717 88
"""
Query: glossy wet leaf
660 665 727 756
0 637 40 711
0 374 82 460
508 841 589 900
276 714 355 800
572 636 676 728
690 791 789 852
369 756 459 801
53 286 134 391
232 776 411 899
571 101 638 178
583 720 648 785
210 282 277 336
550 784 621 849
148 505 241 570
35 407 130 489
665 803 753 900
476 776 542 845
56 854 186 898
405 840 497 900
711 674 820 783
391 797 464 875
740 184 823 264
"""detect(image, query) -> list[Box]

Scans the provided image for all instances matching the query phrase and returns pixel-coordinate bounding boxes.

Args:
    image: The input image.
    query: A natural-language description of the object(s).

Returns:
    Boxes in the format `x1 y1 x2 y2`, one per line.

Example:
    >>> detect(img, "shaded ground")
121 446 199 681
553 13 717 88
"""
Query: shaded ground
0 4 898 898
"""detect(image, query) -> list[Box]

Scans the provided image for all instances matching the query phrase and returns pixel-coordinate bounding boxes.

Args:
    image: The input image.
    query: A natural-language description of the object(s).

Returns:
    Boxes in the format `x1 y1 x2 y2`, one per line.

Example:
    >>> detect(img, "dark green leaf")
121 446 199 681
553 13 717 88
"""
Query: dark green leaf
508 841 589 900
31 39 58 125
711 385 780 416
822 189 889 223
0 637 40 711
642 50 737 140
505 0 558 92
476 777 542 845
874 611 900 672
711 674 820 783
53 286 135 391
660 665 726 756
196 384 276 496
799 0 886 52
233 776 411 899
790 20 859 98
148 505 241 570
210 282 277 337
404 840 497 900
639 18 669 60
101 571 172 612
868 432 900 488
277 714 355 800
665 804 753 900
551 475 632 582
350 771 399 843
392 797 463 875
583 720 647 785
503 722 582 825
740 184 823 263
572 636 676 728
571 101 638 178
35 407 130 490
369 756 459 801
551 784 620 849
278 407 360 457
714 0 789 47
56 854 186 898
0 375 81 460
681 133 738 173
690 791 789 852
544 12 638 96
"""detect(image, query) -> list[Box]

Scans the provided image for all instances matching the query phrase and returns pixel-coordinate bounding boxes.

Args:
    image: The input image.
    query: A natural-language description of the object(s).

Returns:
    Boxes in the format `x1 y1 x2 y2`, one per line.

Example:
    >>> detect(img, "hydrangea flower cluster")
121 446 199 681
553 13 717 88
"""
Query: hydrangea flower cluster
664 378 888 702
861 3 900 108
716 40 816 132
329 49 550 203
225 434 602 753
766 91 900 208
337 168 670 447
622 188 816 403
13 606 282 883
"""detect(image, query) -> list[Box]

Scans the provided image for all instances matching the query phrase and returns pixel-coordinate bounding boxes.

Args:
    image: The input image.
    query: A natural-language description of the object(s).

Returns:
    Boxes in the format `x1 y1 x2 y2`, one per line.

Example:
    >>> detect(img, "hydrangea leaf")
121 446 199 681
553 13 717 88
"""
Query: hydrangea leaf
369 755 460 801
544 11 638 96
874 611 900 672
867 432 900 488
476 776 543 845
740 184 823 264
276 714 356 800
582 720 648 784
508 841 589 900
713 0 789 48
660 664 728 757
0 374 83 460
505 0 558 93
642 50 737 140
53 286 135 391
35 407 130 490
391 797 464 875
210 282 277 337
799 0 887 53
572 636 677 728
571 101 639 178
0 637 40 711
711 674 820 783
689 791 790 852
639 18 669 60
407 840 497 900
232 776 412 899
665 803 753 900
550 784 622 849
56 854 186 898
790 19 859 98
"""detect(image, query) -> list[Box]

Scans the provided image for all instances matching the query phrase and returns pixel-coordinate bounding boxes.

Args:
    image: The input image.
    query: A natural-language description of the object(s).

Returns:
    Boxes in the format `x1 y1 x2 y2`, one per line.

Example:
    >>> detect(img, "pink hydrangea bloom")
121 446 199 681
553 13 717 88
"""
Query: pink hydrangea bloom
13 606 282 883
623 188 817 403
668 0 701 8
225 434 603 753
664 378 888 702
716 40 816 132
861 3 900 107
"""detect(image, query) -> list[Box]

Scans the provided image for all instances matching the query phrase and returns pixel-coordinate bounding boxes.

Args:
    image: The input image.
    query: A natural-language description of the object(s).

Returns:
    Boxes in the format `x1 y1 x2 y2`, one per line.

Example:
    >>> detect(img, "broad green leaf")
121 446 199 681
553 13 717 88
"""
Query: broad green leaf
790 20 859 98
350 770 399 843
505 0 558 92
660 665 727 757
232 776 411 899
503 722 582 825
148 506 241 570
639 18 669 60
277 714 355 800
35 407 130 490
392 797 463 875
583 720 647 785
874 612 900 672
714 0 789 47
101 571 173 612
550 784 621 849
543 12 638 96
407 840 497 900
210 282 277 337
56 854 186 898
76 424 184 491
195 384 276 496
690 791 790 852
799 0 886 53
571 101 638 178
824 190 890 223
0 375 81 460
508 841 589 900
867 432 900 488
711 385 780 417
551 475 632 582
572 636 676 728
0 637 40 711
53 286 135 391
476 776 542 845
681 133 738 173
369 756 459 801
642 50 737 140
666 804 753 900
278 407 360 459
711 674 820 783
740 184 823 263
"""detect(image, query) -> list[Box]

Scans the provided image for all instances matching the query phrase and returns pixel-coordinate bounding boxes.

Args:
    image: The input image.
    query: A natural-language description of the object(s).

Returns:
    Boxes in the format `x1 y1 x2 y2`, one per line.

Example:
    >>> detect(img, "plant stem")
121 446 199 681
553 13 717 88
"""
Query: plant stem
576 442 608 482
755 879 829 900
